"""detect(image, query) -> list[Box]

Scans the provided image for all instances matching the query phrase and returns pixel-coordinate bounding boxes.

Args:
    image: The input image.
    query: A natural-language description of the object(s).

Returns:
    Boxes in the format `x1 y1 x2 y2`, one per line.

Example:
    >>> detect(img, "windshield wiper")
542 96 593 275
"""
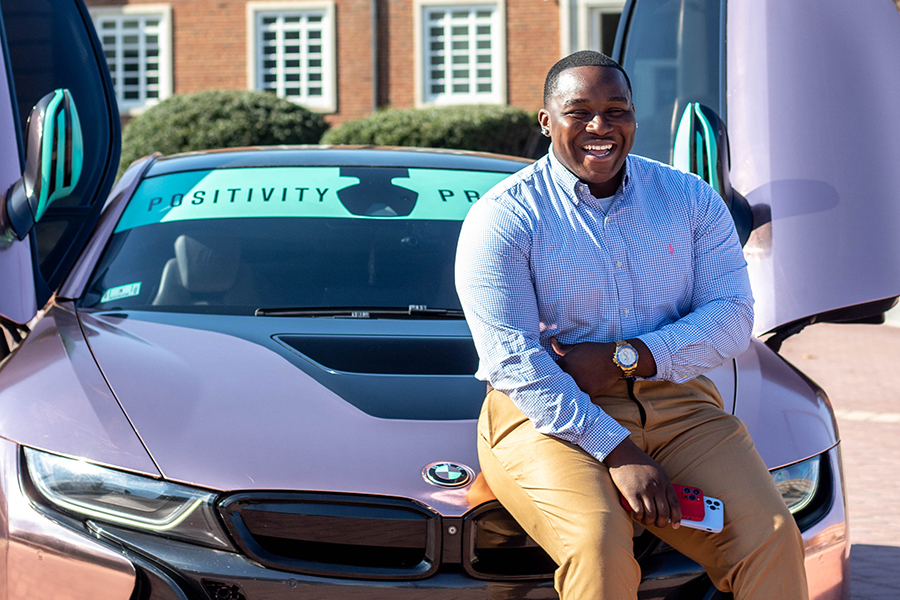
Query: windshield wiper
254 305 466 318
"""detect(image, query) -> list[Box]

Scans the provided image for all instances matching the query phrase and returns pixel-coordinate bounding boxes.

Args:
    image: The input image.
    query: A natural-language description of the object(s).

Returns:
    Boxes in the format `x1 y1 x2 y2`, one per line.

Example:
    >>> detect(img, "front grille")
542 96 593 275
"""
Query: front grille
463 504 557 580
219 492 440 580
219 493 666 582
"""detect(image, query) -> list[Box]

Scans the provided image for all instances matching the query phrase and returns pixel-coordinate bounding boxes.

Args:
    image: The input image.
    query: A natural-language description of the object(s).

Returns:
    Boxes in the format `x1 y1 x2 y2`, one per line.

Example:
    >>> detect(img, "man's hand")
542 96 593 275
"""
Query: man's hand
604 438 682 529
550 338 621 398
550 338 658 399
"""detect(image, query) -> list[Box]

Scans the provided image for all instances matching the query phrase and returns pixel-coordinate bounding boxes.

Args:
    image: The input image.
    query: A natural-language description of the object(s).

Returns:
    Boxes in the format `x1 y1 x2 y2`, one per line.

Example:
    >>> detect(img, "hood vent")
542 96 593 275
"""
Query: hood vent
275 335 479 375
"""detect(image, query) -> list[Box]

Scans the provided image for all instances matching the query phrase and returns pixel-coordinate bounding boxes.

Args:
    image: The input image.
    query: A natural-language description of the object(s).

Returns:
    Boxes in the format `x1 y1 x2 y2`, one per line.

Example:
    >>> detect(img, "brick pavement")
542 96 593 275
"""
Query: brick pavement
779 322 900 600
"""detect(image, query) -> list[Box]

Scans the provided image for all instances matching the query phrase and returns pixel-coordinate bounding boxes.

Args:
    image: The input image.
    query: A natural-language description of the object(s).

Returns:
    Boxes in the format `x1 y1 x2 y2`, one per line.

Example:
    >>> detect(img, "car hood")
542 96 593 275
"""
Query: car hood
728 0 900 334
77 309 487 516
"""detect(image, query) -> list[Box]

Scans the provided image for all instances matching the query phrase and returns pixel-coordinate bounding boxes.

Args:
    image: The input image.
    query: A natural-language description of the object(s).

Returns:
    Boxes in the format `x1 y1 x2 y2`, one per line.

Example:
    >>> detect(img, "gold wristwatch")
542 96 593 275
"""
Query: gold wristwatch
612 340 639 377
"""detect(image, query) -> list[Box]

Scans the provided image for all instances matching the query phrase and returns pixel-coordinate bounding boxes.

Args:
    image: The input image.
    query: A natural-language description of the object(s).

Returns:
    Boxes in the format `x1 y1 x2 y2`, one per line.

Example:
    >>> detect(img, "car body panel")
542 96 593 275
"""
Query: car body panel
0 437 136 600
800 445 849 600
734 338 838 469
728 0 900 333
0 0 120 326
80 310 485 516
0 304 157 476
0 32 36 326
75 306 817 509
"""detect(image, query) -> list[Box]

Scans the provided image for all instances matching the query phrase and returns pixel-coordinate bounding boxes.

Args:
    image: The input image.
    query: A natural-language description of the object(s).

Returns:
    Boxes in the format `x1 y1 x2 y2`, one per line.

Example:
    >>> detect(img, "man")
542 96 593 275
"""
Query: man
455 51 808 599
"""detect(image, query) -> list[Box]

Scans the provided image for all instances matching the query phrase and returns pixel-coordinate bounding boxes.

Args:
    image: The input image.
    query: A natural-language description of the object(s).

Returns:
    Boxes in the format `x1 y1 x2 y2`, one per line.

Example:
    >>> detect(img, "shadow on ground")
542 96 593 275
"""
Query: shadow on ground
851 545 900 599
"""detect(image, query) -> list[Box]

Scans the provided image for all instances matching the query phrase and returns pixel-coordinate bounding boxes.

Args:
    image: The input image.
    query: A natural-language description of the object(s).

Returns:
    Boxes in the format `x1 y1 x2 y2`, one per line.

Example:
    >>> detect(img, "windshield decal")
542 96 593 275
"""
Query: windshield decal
100 282 142 303
114 166 510 232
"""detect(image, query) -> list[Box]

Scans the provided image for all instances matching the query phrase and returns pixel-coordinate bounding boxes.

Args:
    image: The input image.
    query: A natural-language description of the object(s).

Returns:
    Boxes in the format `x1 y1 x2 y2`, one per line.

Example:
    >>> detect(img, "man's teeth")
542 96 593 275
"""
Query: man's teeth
584 144 613 153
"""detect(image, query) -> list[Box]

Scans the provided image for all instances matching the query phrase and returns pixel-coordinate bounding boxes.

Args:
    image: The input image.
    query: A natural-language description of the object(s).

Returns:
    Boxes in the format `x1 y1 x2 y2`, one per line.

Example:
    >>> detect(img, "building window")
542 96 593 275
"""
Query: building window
589 6 622 57
565 0 624 57
248 3 336 113
90 5 173 115
418 3 505 105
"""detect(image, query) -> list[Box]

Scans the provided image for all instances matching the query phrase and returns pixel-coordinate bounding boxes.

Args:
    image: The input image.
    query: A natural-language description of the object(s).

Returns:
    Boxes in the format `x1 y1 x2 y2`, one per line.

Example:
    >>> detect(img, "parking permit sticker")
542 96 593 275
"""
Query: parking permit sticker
114 166 511 232
100 282 142 303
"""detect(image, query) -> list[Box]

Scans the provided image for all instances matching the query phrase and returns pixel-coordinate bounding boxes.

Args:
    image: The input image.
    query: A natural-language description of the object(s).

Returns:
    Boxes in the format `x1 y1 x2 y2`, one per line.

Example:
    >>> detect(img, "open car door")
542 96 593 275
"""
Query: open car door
0 0 120 333
614 0 900 340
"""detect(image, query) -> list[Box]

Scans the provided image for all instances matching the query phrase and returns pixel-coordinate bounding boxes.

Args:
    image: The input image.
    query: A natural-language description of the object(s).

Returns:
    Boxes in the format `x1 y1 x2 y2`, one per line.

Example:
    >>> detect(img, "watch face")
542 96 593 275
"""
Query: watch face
617 345 638 367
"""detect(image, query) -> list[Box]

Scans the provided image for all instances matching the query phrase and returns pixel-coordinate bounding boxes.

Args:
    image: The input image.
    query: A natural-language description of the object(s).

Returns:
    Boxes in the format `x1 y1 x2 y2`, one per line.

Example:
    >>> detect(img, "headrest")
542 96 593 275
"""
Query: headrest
173 233 241 294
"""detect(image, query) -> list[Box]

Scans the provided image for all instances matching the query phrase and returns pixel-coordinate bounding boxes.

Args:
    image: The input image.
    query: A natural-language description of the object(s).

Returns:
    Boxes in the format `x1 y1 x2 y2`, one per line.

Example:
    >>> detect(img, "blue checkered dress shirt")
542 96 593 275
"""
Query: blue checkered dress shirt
455 150 754 461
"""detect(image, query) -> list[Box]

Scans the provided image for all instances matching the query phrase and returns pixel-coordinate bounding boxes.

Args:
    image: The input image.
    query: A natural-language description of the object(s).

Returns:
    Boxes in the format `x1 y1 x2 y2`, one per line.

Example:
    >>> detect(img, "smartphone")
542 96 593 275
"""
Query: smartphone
620 484 724 533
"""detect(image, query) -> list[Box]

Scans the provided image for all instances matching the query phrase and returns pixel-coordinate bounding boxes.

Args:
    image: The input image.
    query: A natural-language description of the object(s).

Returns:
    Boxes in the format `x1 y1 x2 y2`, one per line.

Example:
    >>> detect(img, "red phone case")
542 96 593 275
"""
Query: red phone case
620 484 706 522
675 485 705 521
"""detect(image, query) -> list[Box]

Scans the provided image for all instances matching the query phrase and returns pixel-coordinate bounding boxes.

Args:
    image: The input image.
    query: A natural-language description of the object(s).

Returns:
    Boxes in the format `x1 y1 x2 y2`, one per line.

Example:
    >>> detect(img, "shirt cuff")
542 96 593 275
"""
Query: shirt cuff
578 410 632 462
637 331 671 382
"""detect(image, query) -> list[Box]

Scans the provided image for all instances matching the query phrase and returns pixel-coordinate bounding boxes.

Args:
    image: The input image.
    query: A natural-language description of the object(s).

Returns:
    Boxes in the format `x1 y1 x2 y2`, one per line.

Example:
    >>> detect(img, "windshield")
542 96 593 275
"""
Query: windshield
80 165 513 315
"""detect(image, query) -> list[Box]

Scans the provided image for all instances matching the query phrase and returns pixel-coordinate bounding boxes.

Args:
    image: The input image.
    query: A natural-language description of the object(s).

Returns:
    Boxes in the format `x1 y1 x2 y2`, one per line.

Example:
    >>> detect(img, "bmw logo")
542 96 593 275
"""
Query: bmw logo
423 462 474 488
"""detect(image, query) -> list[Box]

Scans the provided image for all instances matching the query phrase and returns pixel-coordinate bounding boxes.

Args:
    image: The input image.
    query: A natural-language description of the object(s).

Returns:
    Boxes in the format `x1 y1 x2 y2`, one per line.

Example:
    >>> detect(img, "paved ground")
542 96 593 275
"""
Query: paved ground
779 320 900 600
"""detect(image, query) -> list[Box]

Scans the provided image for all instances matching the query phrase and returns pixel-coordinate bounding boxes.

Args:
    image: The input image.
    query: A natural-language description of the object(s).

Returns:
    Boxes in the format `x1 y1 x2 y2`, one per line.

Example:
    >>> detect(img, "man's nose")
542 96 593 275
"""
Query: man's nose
585 114 611 132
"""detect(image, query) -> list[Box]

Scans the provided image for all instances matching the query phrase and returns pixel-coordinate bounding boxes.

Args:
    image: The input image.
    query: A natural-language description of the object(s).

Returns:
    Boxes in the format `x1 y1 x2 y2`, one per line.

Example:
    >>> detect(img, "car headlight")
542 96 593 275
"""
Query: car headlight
23 447 232 550
769 453 833 531
771 455 820 513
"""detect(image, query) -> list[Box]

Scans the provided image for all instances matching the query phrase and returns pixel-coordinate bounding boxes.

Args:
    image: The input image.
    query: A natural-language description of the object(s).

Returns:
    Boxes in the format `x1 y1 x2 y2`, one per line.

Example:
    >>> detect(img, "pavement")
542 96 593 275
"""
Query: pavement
779 319 900 600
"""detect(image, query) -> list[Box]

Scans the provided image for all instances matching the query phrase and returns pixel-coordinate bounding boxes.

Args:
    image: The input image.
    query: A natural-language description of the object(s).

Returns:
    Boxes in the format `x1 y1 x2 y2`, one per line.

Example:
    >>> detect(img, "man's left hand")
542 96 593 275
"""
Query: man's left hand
550 337 658 397
550 338 621 397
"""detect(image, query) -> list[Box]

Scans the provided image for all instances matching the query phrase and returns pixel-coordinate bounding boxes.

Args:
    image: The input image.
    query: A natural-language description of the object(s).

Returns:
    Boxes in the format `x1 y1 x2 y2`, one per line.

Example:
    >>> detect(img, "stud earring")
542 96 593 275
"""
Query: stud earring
541 128 550 136
635 123 639 129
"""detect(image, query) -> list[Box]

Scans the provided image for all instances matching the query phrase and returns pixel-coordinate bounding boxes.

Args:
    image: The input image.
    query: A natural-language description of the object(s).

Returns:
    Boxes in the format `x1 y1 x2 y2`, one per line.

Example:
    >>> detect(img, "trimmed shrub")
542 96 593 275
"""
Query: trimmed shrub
320 105 538 157
119 90 329 175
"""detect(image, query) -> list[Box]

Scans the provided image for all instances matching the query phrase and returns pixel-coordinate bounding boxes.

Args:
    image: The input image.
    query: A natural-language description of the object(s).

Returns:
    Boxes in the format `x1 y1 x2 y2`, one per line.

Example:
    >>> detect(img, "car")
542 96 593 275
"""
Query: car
2 0 900 599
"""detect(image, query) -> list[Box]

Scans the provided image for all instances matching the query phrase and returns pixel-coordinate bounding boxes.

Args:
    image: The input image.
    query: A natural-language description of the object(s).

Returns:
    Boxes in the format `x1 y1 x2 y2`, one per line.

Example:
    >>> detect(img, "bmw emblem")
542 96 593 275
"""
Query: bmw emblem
423 462 474 488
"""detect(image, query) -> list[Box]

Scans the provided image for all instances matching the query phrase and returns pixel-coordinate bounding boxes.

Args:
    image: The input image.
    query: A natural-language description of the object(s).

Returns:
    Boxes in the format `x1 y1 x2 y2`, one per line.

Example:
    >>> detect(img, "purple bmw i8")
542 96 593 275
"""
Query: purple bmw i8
2 0 900 599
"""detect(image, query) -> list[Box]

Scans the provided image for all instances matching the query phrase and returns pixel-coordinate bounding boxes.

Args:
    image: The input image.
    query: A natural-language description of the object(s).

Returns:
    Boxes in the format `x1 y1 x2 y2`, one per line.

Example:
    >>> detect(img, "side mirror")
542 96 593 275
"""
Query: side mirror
673 102 752 246
1 89 84 242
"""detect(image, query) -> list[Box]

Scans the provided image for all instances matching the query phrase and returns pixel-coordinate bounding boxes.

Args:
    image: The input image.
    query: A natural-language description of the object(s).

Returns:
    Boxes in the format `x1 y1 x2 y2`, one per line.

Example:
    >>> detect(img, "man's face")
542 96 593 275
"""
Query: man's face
539 66 636 198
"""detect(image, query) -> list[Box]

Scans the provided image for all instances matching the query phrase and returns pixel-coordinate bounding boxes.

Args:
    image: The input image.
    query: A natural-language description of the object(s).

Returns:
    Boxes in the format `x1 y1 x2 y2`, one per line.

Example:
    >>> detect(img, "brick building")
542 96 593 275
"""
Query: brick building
83 0 625 125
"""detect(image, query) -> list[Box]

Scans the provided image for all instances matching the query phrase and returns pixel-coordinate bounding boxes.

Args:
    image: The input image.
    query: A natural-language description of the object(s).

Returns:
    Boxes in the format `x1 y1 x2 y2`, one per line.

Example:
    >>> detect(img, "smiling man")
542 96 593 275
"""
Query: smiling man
455 51 808 599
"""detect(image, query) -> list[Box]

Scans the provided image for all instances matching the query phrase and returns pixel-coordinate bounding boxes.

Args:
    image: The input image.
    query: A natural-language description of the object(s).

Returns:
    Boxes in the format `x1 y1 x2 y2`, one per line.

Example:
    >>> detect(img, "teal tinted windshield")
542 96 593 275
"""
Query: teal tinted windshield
114 166 507 232
82 166 512 314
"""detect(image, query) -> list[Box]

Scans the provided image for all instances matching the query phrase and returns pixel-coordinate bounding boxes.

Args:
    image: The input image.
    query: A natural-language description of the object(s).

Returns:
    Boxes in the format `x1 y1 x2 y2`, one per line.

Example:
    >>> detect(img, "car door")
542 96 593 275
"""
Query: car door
613 0 900 337
0 0 120 329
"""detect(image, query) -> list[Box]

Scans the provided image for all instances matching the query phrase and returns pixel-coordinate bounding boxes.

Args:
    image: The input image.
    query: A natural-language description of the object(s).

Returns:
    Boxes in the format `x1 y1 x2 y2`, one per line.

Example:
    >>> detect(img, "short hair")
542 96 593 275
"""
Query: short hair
543 51 632 106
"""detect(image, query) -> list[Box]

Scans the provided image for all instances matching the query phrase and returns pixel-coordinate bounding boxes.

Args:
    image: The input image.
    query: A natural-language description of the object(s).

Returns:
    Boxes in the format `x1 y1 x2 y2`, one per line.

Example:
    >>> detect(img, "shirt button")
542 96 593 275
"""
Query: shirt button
616 261 622 268
623 308 630 315
605 217 610 225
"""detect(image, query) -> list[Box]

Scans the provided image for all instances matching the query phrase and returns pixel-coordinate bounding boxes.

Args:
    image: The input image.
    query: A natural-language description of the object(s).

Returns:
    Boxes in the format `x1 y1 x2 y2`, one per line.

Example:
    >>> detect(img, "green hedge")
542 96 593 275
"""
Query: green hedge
321 105 538 157
119 90 329 175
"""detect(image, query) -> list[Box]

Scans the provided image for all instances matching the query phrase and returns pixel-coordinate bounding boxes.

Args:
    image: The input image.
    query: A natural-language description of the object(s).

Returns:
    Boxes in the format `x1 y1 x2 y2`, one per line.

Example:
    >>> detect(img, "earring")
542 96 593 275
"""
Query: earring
635 123 639 129
541 128 550 136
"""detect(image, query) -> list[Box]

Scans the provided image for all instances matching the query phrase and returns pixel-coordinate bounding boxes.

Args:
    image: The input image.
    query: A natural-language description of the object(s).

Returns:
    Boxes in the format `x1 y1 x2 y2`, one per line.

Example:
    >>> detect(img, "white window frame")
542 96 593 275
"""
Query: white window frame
560 0 625 55
414 0 507 107
246 1 337 113
582 1 625 56
89 4 173 116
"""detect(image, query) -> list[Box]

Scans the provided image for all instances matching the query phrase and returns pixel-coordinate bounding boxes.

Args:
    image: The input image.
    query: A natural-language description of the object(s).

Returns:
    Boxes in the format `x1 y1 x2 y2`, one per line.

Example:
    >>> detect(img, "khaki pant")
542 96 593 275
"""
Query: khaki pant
477 377 809 600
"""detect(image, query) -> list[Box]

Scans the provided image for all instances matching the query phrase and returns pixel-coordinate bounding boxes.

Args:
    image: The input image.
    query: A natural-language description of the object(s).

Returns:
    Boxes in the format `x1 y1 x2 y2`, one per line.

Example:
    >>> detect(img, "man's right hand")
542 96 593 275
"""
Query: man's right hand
604 438 682 529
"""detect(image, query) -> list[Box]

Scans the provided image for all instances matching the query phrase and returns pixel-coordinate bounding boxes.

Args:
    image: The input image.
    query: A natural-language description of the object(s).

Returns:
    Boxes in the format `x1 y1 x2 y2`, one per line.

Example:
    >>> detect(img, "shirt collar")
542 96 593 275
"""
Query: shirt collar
547 146 632 207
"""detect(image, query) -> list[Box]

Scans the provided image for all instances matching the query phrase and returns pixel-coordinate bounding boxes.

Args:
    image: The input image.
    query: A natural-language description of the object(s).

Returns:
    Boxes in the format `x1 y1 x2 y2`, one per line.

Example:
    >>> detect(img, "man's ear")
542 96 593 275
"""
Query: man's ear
538 109 551 134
